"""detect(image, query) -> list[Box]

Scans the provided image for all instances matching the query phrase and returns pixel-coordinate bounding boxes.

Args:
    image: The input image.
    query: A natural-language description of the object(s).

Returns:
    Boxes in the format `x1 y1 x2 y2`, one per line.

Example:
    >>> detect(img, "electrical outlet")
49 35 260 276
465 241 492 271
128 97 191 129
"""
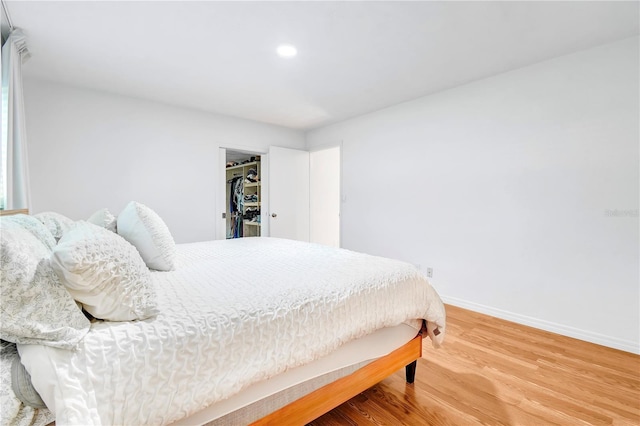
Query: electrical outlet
426 267 433 278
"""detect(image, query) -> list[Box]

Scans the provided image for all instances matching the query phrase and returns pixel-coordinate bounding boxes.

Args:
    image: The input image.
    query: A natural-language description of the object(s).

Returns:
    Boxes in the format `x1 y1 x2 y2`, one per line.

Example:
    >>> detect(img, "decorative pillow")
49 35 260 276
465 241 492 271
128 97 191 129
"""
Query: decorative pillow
117 201 176 271
87 208 117 232
0 219 90 349
1 214 56 251
1 341 55 424
33 211 75 241
51 221 159 321
12 353 46 408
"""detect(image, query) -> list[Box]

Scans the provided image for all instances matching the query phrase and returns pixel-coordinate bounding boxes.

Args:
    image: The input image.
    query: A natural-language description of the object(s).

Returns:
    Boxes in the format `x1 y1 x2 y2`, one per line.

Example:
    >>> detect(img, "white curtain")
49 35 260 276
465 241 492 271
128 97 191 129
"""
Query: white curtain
1 28 31 210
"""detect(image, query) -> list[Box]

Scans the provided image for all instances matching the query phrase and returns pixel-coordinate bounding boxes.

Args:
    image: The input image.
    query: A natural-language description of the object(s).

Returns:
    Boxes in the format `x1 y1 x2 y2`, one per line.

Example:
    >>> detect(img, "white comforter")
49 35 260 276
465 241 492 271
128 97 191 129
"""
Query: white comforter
19 238 446 425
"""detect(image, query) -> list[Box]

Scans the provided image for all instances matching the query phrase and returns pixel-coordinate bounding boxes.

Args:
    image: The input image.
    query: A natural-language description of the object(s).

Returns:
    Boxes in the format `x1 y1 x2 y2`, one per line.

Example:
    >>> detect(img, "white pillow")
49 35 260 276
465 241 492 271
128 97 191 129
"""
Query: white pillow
51 221 159 321
0 219 90 349
34 211 75 241
117 201 176 271
2 214 56 251
87 208 117 232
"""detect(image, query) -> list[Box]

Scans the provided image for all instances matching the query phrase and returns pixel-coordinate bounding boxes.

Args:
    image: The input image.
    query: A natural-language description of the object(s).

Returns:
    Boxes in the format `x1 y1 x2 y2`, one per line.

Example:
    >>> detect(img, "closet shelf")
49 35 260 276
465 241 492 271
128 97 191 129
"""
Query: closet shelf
244 222 261 226
226 161 259 171
244 202 260 207
245 182 261 187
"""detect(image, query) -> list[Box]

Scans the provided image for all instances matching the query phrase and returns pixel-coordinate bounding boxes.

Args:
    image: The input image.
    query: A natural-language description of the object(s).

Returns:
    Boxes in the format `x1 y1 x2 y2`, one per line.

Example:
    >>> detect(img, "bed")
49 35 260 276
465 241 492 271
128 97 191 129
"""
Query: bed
0 205 446 426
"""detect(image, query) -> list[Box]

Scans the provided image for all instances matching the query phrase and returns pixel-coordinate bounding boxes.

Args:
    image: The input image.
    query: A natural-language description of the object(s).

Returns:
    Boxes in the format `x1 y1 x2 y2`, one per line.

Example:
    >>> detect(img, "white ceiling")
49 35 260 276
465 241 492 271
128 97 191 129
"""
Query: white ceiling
6 1 640 130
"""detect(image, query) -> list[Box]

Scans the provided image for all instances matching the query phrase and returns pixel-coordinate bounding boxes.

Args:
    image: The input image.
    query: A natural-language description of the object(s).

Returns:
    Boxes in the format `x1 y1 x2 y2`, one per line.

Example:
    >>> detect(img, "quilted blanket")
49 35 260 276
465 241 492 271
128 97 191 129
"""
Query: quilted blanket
18 238 446 425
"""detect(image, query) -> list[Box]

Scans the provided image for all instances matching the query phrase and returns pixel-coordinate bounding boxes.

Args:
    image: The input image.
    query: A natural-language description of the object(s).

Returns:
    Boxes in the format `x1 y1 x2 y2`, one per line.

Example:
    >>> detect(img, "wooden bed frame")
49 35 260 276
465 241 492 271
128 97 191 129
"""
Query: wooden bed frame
0 208 29 216
251 331 424 426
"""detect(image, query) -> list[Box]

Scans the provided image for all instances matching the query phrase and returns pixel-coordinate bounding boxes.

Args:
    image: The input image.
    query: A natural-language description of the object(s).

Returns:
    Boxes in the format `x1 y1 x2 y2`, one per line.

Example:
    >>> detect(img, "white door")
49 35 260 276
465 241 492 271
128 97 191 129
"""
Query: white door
310 146 341 247
269 146 310 241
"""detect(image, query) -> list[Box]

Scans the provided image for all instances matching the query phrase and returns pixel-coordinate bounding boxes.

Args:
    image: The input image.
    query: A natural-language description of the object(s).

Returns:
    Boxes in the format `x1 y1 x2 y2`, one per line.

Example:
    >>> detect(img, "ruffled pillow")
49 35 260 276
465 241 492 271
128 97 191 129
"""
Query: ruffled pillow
117 201 176 271
87 208 117 232
34 211 75 241
0 219 90 349
51 221 158 321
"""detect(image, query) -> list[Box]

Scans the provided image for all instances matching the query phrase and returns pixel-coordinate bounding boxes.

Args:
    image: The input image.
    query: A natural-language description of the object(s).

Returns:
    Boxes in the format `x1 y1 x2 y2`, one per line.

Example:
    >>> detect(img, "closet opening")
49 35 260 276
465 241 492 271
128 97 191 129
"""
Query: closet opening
225 149 263 239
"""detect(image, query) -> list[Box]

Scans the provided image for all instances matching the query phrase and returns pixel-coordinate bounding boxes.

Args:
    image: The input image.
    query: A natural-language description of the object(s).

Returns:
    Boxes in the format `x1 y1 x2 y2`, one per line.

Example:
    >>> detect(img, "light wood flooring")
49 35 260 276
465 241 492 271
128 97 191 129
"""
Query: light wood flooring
309 305 640 425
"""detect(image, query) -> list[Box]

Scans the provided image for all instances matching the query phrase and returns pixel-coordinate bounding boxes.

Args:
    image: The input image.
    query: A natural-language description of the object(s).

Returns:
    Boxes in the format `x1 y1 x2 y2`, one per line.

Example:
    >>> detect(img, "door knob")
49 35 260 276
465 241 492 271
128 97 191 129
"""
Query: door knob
271 213 277 218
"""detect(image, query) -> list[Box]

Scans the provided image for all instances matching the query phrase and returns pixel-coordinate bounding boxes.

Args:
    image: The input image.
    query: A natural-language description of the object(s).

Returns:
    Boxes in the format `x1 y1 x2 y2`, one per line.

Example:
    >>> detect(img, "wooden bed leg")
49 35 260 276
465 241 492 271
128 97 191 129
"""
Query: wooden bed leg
405 360 417 384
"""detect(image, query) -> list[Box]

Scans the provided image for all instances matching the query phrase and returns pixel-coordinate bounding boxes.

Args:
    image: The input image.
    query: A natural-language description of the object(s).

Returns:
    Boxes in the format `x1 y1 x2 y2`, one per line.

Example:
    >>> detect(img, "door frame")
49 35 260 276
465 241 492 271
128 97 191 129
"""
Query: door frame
218 145 269 240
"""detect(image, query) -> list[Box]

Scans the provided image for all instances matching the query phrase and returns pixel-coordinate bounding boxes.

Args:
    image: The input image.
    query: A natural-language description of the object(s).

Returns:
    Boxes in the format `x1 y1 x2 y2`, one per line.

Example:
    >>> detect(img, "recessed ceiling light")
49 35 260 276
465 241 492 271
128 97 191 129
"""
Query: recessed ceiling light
277 44 297 58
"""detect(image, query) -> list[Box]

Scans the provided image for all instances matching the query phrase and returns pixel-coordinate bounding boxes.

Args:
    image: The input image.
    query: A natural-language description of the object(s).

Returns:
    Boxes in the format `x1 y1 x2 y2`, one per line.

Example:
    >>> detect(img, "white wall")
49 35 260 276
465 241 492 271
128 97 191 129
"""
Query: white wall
23 78 305 243
306 37 640 353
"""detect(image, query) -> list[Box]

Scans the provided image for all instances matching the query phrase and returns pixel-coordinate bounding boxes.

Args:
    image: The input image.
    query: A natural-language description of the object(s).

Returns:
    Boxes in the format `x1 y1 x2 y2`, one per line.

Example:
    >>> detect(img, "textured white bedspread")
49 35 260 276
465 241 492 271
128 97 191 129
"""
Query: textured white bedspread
19 238 446 425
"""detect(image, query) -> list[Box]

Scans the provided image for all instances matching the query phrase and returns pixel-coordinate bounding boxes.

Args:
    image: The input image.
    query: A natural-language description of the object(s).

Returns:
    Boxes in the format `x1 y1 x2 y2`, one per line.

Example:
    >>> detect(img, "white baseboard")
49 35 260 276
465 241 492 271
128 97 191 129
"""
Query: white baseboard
441 295 640 355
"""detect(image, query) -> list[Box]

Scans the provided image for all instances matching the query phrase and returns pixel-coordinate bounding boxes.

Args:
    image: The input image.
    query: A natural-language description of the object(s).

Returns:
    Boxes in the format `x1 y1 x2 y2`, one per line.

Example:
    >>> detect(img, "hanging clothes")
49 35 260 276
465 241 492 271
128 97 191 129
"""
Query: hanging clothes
228 176 244 238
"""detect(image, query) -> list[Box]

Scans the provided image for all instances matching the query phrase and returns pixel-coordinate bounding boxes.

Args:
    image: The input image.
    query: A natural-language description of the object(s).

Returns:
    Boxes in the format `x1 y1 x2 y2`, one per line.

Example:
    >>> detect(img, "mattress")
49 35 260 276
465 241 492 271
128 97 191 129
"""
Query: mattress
175 323 418 425
18 238 446 425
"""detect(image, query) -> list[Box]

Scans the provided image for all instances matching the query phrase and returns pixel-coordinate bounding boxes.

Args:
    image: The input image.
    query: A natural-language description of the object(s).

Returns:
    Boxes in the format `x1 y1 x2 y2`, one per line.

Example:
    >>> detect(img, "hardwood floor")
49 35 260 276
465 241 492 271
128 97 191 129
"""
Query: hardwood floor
308 305 640 425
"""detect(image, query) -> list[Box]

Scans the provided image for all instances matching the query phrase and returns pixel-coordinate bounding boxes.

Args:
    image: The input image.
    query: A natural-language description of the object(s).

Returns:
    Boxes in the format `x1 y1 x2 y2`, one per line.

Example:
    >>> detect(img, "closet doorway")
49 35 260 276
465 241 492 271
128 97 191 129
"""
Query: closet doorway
218 145 341 245
219 148 266 239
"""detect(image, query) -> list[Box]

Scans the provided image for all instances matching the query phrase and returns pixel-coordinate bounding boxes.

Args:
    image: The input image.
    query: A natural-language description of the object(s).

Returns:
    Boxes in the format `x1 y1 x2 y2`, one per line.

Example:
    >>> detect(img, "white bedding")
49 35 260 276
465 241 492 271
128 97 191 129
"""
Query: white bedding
19 238 446 425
